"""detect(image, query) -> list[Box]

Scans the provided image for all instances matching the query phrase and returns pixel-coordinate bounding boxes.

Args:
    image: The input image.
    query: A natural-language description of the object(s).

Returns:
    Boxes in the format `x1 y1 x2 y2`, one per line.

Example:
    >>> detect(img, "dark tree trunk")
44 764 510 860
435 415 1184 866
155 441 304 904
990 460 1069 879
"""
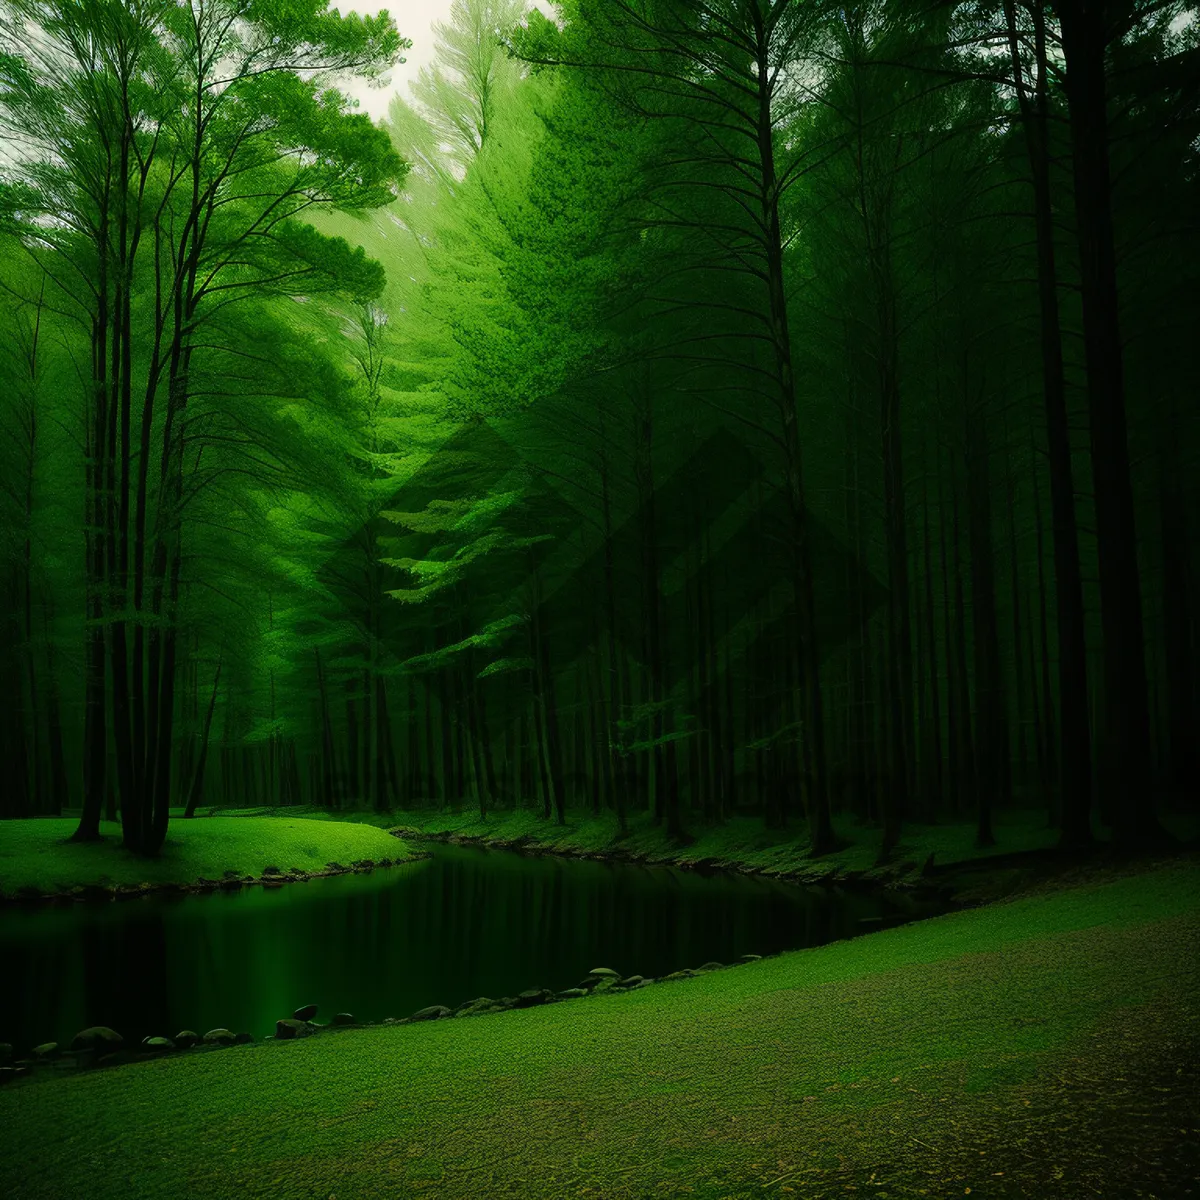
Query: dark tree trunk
747 10 833 856
184 659 222 819
950 448 977 816
1057 0 1168 849
921 448 944 819
1006 0 1093 850
346 683 361 805
965 390 1002 849
1028 411 1057 819
1159 422 1196 799
315 648 338 808
45 641 70 815
76 300 110 842
937 441 960 821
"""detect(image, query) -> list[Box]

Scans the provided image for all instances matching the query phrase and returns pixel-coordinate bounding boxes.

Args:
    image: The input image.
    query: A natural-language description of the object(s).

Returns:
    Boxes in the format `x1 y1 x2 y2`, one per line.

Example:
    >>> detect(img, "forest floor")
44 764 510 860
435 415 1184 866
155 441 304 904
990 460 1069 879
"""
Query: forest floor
0 817 421 900
0 851 1196 1199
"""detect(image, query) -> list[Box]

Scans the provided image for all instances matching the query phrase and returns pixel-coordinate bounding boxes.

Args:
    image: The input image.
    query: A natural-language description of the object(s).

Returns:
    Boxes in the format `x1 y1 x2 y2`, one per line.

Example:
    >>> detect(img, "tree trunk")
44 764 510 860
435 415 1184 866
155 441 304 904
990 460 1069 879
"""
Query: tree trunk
921 447 944 818
1057 0 1167 848
1006 0 1092 850
750 15 833 855
965 388 1002 849
1159 417 1196 799
184 659 222 818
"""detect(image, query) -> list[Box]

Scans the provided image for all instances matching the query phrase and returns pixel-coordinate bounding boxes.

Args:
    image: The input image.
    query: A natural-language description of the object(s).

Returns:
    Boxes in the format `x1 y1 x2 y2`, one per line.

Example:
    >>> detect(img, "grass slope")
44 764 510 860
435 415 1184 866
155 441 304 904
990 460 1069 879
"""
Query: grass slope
0 817 415 898
2 856 1196 1200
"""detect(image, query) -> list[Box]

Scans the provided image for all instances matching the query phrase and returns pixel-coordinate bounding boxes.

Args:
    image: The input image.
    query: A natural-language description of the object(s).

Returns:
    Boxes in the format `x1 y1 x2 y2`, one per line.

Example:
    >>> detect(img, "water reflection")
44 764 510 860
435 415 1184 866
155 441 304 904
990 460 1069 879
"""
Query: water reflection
1 843 944 1051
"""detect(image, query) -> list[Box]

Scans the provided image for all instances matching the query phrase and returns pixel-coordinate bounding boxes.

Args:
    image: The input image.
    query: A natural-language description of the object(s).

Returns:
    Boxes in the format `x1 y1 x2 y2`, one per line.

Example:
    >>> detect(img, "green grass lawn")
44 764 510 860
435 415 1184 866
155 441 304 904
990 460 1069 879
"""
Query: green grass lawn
0 817 417 898
2 854 1196 1199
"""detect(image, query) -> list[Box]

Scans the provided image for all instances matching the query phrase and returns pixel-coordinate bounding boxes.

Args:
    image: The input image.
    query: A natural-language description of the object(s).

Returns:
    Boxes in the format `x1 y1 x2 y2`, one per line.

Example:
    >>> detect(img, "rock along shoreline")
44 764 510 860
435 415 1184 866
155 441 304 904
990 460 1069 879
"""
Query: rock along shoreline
0 850 435 906
0 960 772 1089
386 824 958 900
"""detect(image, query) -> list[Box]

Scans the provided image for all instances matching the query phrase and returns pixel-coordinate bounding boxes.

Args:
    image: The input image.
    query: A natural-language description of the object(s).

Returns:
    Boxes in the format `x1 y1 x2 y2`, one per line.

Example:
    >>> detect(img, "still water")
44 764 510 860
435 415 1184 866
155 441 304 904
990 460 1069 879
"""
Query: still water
1 843 946 1051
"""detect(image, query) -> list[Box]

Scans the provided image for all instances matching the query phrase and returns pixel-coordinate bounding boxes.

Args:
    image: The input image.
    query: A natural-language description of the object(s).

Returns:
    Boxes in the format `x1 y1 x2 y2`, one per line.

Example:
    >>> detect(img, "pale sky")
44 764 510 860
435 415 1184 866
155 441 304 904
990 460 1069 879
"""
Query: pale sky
337 1 554 120
335 1 452 119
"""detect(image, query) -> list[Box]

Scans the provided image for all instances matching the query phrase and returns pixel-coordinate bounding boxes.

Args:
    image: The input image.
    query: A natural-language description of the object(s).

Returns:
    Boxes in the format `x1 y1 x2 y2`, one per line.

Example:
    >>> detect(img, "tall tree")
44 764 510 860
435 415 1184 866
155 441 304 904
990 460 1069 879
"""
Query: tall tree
1 0 408 849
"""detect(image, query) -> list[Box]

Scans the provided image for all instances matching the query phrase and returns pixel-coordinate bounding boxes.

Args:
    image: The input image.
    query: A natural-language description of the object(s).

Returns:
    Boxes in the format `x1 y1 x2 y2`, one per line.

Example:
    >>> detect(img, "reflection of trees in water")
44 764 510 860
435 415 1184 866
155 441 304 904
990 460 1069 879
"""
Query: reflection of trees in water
81 907 171 1043
5 850 944 1050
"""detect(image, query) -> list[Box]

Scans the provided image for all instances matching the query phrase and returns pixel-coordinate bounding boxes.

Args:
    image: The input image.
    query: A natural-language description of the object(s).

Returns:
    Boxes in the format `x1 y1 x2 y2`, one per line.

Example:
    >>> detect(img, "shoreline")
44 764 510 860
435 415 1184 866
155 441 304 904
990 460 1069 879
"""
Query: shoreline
0 815 430 905
0 851 434 906
381 819 1168 910
6 803 1195 909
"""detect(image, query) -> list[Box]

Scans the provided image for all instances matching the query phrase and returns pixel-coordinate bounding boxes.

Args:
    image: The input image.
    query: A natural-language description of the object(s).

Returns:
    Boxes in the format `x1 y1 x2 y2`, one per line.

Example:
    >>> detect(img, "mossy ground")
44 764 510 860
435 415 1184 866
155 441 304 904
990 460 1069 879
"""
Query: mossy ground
0 816 417 898
1 854 1196 1199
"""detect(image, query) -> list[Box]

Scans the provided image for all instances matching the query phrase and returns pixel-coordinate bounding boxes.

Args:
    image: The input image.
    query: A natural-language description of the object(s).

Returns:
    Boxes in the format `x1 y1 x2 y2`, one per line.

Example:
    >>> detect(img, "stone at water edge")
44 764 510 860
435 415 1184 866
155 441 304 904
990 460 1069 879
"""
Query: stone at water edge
738 954 763 963
577 976 614 993
587 967 620 979
70 1026 123 1052
141 1037 175 1052
174 1031 200 1048
275 1019 311 1040
514 989 552 1007
616 975 644 988
410 1006 452 1021
454 998 501 1017
293 1003 318 1022
697 962 725 971
202 1029 237 1045
32 1042 60 1059
556 988 589 1000
453 997 495 1014
331 1013 358 1026
657 970 696 983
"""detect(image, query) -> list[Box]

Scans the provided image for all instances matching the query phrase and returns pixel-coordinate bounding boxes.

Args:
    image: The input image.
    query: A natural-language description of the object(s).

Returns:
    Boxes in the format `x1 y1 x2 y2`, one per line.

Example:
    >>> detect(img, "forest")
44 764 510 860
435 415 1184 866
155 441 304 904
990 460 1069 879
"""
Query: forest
1 0 1197 862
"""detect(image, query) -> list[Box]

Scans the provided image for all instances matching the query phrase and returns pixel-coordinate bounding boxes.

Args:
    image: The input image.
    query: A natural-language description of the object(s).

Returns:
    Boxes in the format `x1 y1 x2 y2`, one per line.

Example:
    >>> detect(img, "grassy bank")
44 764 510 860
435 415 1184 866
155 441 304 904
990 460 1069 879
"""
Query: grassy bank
1 854 1196 1199
0 816 418 899
226 802 1200 893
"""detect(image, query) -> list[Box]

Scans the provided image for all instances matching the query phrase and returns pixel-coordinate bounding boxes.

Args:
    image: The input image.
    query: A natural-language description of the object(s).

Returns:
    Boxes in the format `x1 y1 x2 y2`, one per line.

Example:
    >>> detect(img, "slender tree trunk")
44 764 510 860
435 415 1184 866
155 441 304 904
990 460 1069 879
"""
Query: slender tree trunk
921 447 944 819
950 447 977 814
938 440 960 820
346 682 361 804
1006 0 1093 849
1158 417 1196 799
1057 0 1167 848
76 240 111 842
1004 416 1028 798
315 648 338 808
1028 409 1057 819
44 610 70 814
747 10 834 855
377 676 398 811
965 386 1001 849
184 659 222 818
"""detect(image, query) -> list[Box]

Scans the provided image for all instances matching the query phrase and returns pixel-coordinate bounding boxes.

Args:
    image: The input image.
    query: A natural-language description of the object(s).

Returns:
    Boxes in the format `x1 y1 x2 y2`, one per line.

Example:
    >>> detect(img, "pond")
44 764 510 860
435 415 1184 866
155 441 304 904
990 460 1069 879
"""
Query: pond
0 843 952 1052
